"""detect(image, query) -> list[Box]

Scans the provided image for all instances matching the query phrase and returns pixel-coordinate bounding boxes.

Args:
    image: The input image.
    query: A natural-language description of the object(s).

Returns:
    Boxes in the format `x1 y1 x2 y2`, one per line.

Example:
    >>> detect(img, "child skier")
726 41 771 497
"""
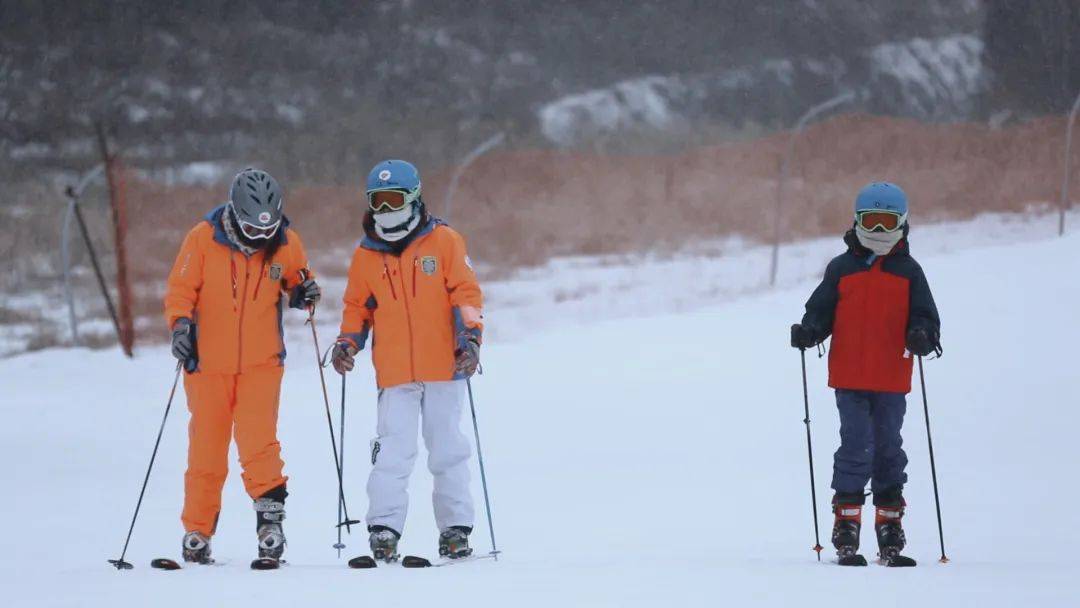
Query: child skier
790 182 940 566
164 168 320 567
331 159 483 562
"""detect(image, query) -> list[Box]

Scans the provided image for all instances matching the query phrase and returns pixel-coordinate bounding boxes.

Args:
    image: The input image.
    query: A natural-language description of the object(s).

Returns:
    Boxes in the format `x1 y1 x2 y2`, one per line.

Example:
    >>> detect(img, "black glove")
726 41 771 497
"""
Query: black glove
331 340 357 374
454 334 481 378
790 323 819 349
171 318 196 363
906 327 940 357
289 278 321 309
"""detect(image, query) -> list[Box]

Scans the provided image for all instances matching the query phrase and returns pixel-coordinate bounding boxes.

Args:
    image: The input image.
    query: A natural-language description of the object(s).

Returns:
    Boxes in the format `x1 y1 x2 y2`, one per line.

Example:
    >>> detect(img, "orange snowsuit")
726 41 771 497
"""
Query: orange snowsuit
338 217 483 389
164 205 312 536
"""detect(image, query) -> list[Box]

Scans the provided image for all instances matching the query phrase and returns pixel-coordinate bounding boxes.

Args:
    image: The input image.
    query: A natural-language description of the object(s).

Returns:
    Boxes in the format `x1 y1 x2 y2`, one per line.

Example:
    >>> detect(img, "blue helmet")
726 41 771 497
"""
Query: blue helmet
366 159 422 206
855 182 908 216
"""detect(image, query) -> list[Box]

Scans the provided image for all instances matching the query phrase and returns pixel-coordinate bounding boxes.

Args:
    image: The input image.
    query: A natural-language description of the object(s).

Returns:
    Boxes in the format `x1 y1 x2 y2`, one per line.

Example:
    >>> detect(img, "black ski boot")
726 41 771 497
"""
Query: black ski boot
182 531 213 564
369 526 401 563
438 526 473 560
252 486 287 569
832 493 867 566
874 490 915 567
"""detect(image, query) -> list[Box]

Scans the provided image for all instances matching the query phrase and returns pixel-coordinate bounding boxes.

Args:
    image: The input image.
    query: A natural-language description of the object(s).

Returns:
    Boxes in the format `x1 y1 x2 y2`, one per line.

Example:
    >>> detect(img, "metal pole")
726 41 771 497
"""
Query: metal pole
799 349 824 560
61 164 106 345
108 362 183 570
465 378 500 560
917 357 949 563
1059 89 1080 236
445 132 505 223
770 91 856 287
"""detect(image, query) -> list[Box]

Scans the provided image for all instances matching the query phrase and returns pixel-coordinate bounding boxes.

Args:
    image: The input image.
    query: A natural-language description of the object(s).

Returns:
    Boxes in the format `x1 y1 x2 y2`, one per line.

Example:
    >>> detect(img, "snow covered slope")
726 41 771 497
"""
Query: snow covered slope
2 219 1078 607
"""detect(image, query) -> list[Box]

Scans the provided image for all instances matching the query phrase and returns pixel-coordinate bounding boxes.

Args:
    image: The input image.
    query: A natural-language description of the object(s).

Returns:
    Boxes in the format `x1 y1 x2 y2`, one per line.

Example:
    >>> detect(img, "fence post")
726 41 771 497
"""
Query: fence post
95 123 135 357
769 91 856 287
1059 89 1080 236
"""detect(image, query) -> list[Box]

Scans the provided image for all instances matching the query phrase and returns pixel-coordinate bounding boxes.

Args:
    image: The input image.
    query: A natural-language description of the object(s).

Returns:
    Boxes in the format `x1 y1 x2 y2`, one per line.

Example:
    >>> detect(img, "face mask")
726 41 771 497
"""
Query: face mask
373 204 420 242
855 224 903 256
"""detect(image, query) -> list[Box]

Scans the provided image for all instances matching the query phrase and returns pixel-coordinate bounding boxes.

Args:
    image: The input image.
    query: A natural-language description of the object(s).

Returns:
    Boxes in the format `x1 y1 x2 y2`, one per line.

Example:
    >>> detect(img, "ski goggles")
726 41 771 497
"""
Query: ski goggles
229 203 281 240
856 210 904 232
368 188 419 213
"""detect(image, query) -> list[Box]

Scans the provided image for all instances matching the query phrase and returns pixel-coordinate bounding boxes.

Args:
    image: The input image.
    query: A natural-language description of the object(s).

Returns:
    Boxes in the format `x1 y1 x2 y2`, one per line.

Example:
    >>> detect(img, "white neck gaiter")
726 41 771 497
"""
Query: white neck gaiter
373 205 421 242
855 224 903 256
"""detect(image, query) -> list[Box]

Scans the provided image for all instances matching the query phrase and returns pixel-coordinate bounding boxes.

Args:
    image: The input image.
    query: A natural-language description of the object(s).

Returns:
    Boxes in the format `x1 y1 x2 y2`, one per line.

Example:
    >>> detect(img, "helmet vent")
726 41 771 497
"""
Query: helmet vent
249 194 261 205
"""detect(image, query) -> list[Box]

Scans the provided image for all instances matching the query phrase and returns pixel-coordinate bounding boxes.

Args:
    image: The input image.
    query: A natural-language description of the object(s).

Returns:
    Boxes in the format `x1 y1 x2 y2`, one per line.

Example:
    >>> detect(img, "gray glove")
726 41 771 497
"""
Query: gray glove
454 335 480 378
289 278 321 309
171 318 195 362
331 340 357 374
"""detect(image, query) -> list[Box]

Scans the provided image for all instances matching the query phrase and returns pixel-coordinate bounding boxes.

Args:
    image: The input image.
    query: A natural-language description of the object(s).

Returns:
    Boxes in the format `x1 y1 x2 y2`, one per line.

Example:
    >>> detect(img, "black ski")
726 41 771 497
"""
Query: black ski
837 554 868 567
883 554 917 567
250 558 281 570
348 555 378 569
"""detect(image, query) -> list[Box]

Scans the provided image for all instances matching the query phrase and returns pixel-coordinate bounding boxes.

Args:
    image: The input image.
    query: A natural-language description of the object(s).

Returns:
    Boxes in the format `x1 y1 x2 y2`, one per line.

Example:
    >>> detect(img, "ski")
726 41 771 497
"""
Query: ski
150 557 229 570
401 553 498 568
882 554 917 567
837 554 868 567
151 558 182 570
348 555 378 569
250 557 282 570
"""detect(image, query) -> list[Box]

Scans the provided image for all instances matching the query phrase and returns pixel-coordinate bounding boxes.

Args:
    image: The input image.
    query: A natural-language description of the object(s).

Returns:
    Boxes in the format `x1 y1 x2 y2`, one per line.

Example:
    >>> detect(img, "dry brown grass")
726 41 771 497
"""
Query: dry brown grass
38 112 1079 346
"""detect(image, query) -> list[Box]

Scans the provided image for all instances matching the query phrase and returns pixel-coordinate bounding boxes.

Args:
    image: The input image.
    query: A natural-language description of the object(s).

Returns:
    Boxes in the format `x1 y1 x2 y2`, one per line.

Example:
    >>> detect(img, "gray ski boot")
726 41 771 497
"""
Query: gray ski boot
438 526 473 560
254 490 287 563
182 531 213 564
369 526 401 563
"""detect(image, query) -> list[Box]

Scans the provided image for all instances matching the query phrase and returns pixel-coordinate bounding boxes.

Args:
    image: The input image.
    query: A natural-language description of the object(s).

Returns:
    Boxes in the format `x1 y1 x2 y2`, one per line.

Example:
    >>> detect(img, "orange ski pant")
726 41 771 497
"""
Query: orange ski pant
181 365 287 536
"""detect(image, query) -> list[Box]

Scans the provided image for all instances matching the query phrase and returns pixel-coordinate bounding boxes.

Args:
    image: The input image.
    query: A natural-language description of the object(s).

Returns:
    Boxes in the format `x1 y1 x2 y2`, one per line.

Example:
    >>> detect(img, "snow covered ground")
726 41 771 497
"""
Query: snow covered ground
2 214 1078 606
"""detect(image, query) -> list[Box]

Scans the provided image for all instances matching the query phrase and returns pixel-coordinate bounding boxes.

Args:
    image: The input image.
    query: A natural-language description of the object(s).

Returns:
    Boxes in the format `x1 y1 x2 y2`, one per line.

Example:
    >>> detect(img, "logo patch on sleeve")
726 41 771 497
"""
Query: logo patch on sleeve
269 263 283 281
421 256 438 275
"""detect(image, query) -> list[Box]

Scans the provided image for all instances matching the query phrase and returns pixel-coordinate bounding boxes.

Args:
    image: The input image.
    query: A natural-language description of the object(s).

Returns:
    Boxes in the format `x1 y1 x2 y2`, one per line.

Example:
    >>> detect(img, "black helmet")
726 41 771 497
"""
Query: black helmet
228 168 284 240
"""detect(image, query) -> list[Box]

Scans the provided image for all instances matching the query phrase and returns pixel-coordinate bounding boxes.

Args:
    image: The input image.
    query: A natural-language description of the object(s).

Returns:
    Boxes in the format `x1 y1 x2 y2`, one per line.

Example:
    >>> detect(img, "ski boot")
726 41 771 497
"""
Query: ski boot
832 493 867 566
252 487 287 569
438 526 473 560
874 492 915 567
182 531 213 564
369 526 401 563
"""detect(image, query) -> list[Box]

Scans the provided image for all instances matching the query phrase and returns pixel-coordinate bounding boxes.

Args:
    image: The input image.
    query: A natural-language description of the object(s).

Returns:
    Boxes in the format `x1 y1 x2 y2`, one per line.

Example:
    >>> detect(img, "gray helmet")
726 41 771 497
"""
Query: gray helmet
228 168 284 240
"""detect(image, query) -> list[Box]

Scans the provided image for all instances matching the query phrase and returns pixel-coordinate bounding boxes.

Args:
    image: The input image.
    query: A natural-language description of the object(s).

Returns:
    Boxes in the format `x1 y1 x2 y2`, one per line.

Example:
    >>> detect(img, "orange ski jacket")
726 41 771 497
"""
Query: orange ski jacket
338 217 483 389
164 205 313 375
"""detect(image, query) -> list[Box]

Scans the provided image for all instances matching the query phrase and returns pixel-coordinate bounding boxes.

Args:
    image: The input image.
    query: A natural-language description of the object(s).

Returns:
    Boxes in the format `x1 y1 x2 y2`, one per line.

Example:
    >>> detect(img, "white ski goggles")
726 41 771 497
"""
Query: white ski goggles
229 202 281 240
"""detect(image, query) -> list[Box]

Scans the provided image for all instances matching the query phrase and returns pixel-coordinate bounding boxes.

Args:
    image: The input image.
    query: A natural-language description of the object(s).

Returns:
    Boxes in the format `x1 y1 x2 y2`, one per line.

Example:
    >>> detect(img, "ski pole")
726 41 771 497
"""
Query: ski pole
332 373 352 557
918 356 949 563
108 361 183 570
305 304 359 549
466 378 500 560
799 348 824 560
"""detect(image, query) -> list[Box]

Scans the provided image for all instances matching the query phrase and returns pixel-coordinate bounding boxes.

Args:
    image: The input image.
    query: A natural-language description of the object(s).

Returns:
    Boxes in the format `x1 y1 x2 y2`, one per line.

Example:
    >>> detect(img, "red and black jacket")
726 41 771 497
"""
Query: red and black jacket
801 230 940 394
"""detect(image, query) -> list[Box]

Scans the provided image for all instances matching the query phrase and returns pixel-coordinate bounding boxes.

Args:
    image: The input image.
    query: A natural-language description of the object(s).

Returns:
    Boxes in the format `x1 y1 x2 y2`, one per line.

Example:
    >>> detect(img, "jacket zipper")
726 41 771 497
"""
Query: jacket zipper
237 255 249 374
252 260 266 301
411 256 418 298
398 256 417 381
382 256 398 300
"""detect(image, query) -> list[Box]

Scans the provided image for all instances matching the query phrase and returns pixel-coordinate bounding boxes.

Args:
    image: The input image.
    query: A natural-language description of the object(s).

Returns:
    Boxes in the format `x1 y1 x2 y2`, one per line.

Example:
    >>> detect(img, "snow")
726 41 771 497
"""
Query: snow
867 34 986 119
2 216 1079 606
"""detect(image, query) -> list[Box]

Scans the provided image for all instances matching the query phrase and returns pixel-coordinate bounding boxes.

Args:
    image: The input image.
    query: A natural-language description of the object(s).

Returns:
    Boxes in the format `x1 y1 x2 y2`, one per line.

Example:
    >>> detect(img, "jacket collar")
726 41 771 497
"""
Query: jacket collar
204 204 290 251
359 211 443 254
